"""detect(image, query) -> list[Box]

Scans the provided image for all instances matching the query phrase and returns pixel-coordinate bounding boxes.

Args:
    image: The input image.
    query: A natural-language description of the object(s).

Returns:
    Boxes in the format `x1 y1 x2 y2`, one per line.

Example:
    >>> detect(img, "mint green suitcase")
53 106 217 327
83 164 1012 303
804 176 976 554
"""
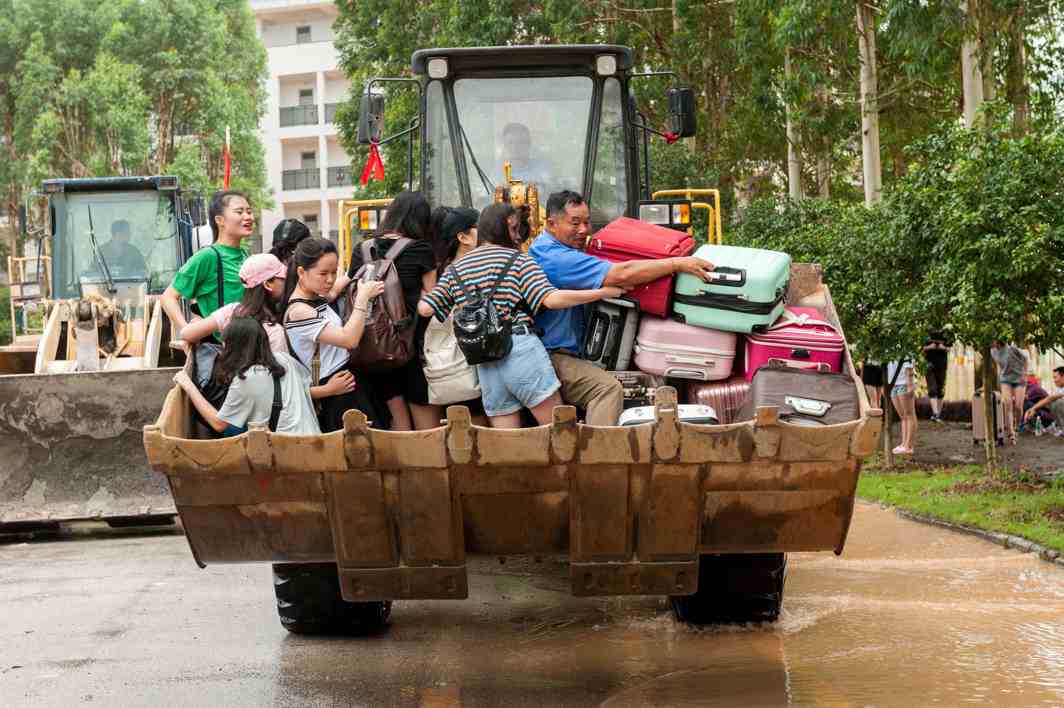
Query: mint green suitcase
672 244 791 333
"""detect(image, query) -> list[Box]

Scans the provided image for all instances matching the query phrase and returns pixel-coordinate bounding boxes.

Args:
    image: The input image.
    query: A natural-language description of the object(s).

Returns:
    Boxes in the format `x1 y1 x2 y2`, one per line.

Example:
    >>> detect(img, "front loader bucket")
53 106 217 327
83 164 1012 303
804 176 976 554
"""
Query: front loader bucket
143 263 883 601
0 368 179 527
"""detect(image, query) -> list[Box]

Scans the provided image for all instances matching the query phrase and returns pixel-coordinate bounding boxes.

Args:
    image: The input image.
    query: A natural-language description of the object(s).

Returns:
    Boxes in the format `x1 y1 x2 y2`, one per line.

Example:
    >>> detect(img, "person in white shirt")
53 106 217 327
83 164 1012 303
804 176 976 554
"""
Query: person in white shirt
887 359 917 455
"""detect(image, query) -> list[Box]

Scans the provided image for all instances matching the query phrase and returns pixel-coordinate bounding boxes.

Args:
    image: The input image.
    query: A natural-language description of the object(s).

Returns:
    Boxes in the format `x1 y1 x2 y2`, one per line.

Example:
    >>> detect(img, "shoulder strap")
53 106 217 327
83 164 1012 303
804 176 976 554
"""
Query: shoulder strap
209 246 224 305
268 376 282 432
359 238 375 264
448 263 476 303
487 251 521 301
282 303 322 382
382 237 413 263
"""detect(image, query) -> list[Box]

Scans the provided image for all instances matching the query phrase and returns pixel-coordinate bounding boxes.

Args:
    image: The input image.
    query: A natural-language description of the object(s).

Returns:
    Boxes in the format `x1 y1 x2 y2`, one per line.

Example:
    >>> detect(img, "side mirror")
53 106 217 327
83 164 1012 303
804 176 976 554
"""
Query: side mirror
17 205 27 236
668 87 697 138
357 92 385 145
188 197 206 227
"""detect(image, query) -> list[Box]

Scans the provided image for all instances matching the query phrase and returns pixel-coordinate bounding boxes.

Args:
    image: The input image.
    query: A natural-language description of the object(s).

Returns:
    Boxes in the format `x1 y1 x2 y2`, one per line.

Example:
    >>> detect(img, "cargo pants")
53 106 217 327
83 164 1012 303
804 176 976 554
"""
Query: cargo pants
549 352 624 426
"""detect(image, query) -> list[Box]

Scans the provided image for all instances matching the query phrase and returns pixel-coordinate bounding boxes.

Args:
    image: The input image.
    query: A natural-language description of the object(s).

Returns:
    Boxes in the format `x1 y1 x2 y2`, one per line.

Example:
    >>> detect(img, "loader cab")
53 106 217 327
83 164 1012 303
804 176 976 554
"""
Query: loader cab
44 176 201 300
359 45 697 231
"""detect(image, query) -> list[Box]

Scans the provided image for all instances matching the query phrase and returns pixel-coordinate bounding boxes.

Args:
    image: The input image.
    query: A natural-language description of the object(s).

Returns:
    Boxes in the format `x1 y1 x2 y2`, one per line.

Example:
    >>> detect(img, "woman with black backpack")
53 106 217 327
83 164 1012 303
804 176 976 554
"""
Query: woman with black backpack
418 203 623 429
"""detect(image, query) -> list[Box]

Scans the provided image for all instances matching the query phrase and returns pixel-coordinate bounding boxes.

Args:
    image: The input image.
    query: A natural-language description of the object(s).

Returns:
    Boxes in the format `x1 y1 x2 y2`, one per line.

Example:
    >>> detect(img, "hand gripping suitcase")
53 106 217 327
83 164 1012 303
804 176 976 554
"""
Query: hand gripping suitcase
586 217 695 317
673 244 791 333
633 315 737 381
738 361 860 426
581 298 640 370
685 376 750 425
744 306 845 381
619 404 719 426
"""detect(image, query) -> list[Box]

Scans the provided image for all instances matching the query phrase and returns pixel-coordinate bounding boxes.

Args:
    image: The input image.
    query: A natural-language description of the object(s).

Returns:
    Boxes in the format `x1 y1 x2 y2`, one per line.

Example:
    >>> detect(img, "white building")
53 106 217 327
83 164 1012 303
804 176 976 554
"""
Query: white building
251 0 353 252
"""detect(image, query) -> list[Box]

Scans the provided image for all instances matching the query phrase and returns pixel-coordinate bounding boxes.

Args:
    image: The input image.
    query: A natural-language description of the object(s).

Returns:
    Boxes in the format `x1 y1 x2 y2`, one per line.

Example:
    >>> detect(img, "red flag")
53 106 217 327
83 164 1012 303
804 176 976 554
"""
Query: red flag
360 142 385 185
223 126 231 189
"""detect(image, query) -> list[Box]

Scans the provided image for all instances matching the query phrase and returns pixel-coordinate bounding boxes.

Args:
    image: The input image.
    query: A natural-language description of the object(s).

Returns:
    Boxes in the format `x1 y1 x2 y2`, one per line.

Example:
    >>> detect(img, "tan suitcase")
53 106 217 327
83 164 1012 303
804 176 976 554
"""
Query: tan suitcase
972 393 1006 445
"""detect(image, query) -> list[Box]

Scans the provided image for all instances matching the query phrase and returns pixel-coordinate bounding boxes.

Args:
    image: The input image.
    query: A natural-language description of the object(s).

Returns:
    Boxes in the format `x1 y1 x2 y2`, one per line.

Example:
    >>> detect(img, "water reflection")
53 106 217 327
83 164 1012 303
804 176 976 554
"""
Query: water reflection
274 503 1064 707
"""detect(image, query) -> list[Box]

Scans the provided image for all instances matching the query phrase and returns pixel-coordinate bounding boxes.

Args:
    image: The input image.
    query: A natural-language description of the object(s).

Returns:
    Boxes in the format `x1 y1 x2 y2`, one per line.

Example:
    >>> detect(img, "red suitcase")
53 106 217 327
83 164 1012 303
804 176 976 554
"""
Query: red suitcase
586 217 695 317
684 376 751 425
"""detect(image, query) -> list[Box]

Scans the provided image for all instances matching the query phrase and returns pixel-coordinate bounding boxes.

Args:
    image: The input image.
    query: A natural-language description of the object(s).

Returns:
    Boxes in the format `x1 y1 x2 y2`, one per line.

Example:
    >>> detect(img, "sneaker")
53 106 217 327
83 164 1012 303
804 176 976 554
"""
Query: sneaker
892 445 913 455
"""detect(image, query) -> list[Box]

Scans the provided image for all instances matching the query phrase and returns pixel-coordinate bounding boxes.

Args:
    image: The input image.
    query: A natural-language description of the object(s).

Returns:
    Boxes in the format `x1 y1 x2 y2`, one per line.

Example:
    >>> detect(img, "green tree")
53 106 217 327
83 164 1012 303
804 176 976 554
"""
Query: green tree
0 0 270 265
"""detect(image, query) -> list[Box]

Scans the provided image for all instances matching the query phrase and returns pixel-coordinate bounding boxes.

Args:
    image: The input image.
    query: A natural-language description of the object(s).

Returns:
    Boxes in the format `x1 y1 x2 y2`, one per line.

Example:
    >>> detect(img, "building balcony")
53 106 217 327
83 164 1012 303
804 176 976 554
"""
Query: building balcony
282 168 321 191
279 105 319 128
327 165 352 188
324 102 342 124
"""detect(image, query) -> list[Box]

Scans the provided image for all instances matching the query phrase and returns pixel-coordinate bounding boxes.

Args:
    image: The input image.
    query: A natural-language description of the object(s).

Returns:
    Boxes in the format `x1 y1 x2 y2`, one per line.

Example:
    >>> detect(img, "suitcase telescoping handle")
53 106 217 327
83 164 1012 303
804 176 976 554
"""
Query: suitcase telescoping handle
767 357 830 372
583 310 609 361
705 266 746 287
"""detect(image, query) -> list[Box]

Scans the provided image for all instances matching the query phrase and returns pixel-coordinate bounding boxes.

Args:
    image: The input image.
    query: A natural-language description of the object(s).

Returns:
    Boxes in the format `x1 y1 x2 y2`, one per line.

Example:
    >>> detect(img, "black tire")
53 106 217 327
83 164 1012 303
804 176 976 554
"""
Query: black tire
670 553 787 625
272 563 392 635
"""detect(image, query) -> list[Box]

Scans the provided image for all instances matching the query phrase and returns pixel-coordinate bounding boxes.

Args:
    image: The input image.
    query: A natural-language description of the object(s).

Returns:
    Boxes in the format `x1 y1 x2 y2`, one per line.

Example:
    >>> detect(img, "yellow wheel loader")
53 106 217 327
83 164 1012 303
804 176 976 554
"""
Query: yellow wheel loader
2 176 204 529
144 46 882 630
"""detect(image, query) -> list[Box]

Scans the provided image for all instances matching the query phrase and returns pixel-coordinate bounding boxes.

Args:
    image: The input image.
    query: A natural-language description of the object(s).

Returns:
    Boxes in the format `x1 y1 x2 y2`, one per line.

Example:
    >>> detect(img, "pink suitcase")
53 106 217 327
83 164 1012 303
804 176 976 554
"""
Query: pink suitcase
634 316 737 381
744 307 844 381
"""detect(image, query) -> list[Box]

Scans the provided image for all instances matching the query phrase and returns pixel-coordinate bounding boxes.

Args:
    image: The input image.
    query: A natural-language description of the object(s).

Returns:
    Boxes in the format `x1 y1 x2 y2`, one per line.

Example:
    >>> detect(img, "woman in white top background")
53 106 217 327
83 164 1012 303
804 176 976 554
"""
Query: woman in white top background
887 359 917 455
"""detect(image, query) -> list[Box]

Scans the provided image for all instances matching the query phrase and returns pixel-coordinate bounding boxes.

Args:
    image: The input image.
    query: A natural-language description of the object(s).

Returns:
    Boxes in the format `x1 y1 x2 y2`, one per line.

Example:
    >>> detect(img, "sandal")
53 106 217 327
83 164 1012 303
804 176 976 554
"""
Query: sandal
892 445 913 455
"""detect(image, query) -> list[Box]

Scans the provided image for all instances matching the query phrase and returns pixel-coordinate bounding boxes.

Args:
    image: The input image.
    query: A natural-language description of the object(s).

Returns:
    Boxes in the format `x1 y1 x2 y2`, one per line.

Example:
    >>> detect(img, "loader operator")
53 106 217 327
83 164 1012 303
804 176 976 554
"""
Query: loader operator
100 220 148 276
160 190 252 339
529 190 715 425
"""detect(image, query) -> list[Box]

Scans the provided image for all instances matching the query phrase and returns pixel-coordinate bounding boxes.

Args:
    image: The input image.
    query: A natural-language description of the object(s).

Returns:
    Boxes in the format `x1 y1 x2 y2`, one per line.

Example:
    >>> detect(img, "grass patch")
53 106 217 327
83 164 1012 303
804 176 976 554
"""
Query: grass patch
858 463 1064 554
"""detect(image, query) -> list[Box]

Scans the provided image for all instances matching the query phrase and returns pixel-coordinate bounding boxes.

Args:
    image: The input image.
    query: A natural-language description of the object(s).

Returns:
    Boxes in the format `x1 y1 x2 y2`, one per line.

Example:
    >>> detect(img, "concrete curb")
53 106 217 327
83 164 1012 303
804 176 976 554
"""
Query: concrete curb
885 506 1064 569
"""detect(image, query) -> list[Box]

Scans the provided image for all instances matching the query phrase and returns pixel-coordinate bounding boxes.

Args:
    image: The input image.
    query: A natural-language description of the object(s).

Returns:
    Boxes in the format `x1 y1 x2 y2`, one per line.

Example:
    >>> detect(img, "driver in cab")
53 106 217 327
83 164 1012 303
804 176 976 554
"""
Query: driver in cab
500 122 551 187
100 219 148 276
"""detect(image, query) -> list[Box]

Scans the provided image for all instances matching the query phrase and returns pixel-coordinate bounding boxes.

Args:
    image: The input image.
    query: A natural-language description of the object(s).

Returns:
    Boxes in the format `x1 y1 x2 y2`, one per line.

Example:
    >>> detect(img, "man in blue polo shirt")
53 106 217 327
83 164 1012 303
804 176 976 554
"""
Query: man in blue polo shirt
530 190 714 425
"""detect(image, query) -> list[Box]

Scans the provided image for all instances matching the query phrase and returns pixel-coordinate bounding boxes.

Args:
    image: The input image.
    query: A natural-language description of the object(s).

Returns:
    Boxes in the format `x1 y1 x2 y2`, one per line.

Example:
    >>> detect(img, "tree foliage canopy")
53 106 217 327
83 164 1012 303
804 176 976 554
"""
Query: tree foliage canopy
0 0 270 254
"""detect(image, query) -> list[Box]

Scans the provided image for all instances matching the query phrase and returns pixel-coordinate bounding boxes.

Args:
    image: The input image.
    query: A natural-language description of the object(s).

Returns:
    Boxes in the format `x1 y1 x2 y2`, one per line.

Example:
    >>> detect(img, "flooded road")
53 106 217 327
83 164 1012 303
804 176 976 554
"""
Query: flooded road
2 501 1063 707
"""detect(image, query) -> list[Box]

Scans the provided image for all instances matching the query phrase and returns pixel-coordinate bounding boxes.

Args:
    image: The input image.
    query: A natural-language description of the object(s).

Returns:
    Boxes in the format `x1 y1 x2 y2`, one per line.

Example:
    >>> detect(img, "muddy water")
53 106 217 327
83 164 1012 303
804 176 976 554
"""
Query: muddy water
274 502 1064 707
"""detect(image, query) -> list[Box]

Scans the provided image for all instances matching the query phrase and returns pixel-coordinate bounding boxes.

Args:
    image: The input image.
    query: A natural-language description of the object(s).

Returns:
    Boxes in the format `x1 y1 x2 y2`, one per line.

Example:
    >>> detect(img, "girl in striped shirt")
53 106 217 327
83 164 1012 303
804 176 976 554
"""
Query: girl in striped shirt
419 204 623 428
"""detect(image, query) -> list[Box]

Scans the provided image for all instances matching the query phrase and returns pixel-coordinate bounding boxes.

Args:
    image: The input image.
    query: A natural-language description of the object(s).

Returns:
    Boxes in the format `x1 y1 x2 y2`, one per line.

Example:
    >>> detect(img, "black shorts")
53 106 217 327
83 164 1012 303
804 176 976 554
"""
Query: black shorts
316 367 390 433
861 363 883 387
369 355 431 406
926 356 948 399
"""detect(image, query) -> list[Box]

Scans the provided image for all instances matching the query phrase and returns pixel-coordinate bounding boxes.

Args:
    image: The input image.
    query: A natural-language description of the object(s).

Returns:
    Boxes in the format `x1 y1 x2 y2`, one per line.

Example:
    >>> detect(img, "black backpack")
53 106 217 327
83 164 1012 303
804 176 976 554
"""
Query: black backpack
450 251 520 365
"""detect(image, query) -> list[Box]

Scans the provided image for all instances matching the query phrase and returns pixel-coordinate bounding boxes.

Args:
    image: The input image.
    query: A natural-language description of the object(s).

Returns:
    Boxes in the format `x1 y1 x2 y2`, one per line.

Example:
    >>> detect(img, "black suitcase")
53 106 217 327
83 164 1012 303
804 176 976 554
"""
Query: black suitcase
738 362 860 426
610 371 665 410
582 298 639 370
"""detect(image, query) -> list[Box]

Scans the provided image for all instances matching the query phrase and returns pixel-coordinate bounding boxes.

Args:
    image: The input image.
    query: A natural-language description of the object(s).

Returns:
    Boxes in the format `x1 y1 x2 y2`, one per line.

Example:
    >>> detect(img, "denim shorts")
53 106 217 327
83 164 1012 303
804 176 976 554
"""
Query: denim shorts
891 384 910 398
477 334 561 417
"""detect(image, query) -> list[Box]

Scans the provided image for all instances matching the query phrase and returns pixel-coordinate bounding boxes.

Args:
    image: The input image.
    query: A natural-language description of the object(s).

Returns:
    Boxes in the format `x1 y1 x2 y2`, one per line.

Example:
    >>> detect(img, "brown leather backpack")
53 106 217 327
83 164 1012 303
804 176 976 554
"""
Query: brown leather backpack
346 236 416 371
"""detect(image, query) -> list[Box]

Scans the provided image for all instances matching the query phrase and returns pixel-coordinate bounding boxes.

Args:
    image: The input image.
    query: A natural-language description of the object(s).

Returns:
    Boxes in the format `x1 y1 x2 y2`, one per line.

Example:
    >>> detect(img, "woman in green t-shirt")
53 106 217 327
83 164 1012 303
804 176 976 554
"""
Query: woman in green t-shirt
160 190 252 339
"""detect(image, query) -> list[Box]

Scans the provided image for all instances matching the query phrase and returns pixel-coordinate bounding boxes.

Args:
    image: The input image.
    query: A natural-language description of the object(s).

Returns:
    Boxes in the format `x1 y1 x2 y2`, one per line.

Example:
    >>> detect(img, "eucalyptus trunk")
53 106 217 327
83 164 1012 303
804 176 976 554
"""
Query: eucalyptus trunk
785 49 803 200
856 1 882 207
1006 6 1029 135
961 0 985 128
981 346 998 472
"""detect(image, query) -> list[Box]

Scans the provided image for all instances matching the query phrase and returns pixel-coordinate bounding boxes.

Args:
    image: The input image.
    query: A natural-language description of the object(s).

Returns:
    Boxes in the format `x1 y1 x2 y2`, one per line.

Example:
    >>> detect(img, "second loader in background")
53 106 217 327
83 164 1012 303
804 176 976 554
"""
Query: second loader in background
1 176 204 529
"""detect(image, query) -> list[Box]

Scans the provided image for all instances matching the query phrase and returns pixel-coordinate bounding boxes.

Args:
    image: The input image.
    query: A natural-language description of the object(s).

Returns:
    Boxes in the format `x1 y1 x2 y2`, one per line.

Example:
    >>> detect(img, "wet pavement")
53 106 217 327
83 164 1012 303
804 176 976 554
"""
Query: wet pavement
1 502 1063 707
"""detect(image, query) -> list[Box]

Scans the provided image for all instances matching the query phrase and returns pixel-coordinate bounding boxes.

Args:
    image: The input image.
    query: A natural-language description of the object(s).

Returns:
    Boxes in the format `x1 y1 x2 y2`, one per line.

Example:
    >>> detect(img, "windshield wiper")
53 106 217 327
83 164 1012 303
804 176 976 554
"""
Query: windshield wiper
455 116 496 198
87 205 116 293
